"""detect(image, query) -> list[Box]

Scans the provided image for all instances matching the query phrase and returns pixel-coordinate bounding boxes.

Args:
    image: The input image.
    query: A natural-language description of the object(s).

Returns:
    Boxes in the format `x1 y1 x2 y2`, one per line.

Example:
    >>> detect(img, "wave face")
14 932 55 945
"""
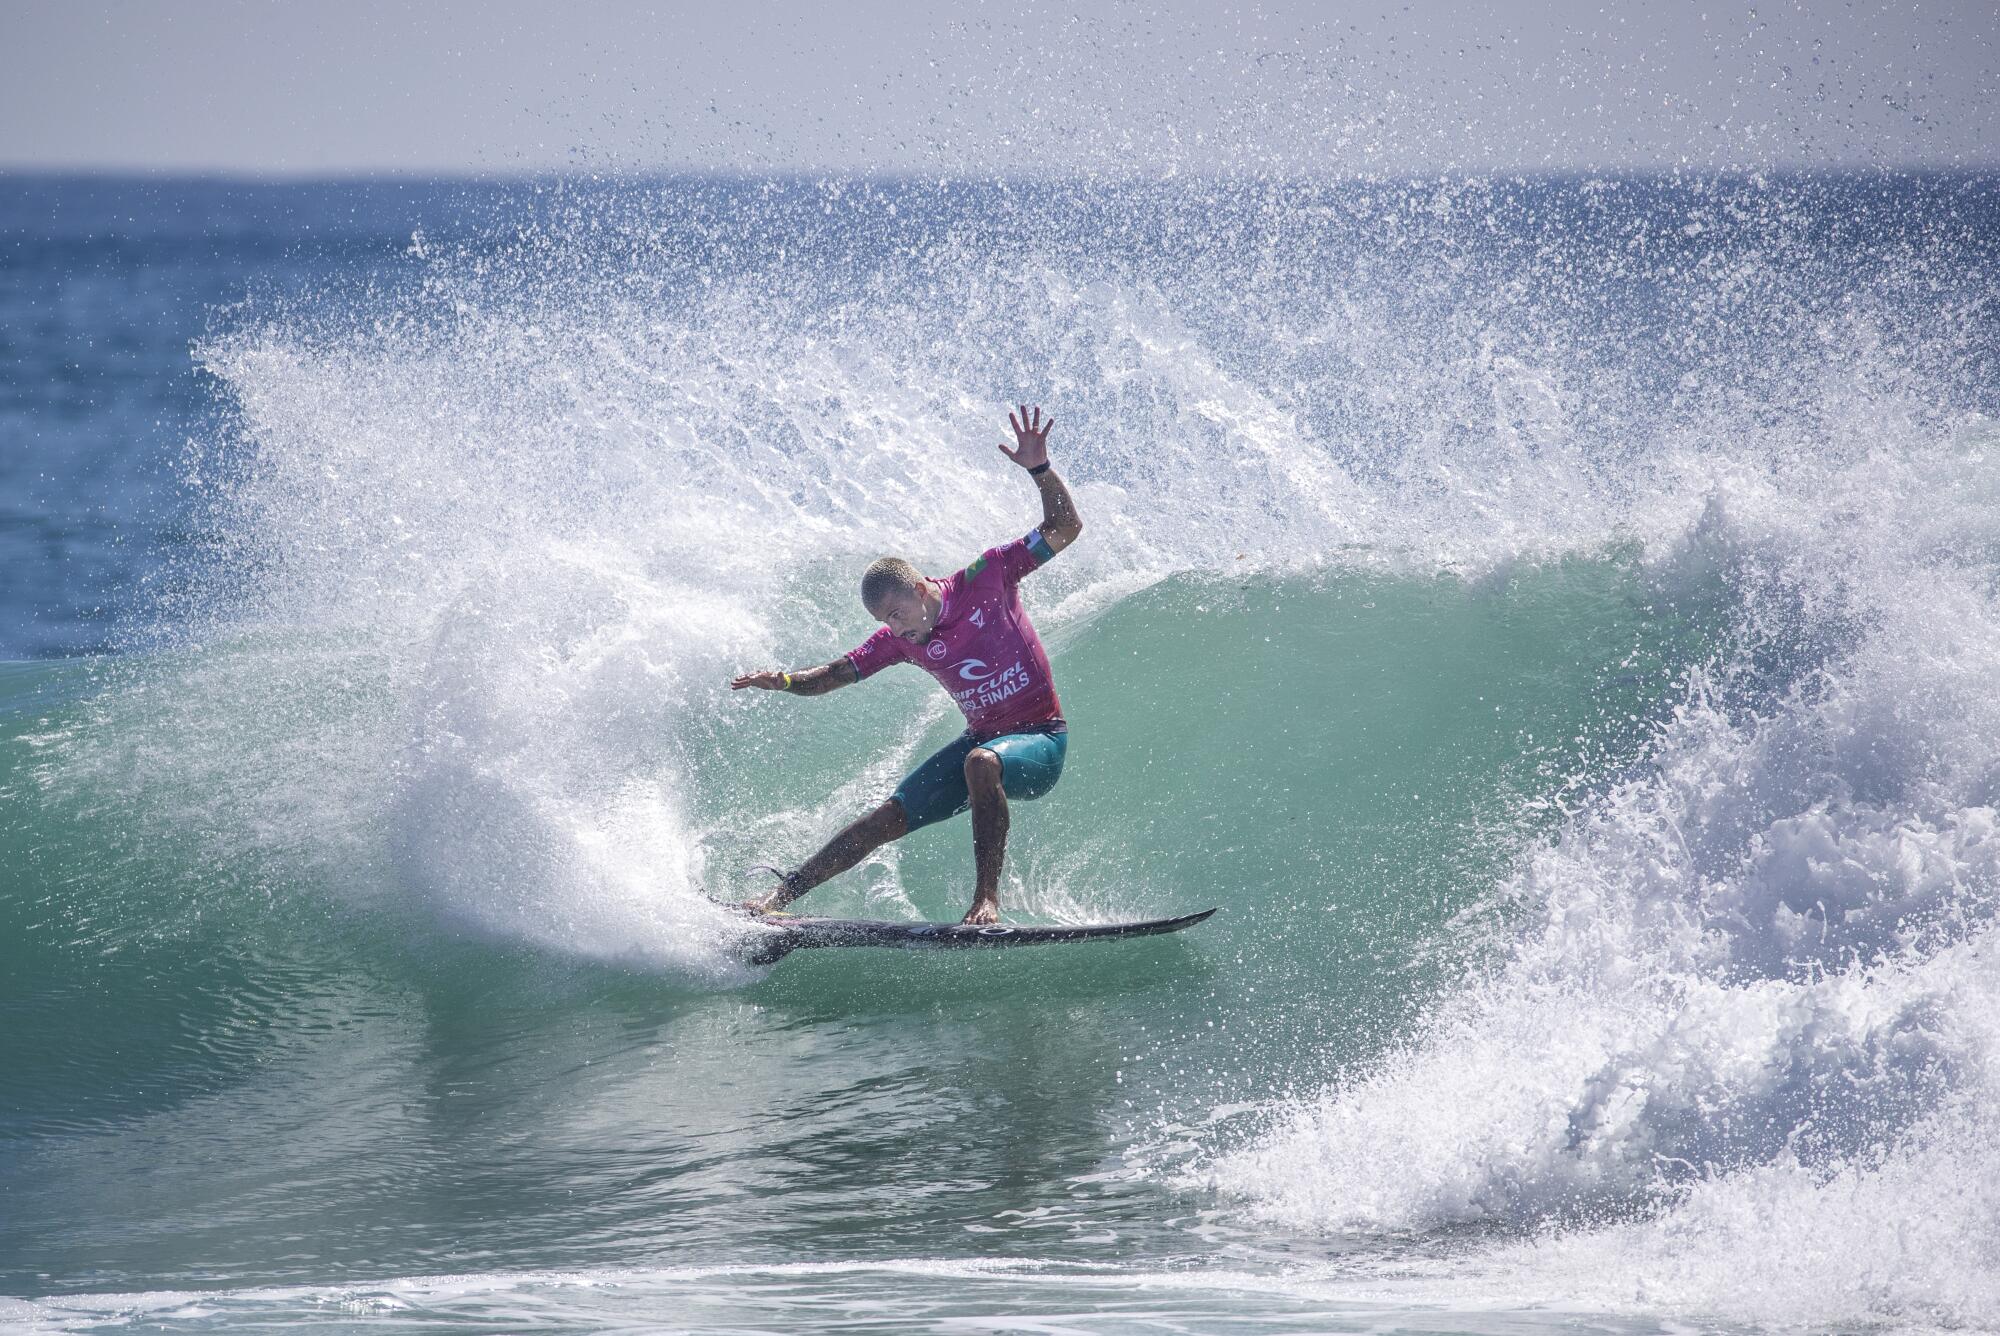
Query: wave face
6 173 2000 1329
1203 430 2000 1322
1179 176 2000 1324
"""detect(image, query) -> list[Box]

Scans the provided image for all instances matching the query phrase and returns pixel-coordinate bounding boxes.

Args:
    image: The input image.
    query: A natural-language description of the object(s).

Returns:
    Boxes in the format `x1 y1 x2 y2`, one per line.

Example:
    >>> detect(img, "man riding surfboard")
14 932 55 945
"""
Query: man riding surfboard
729 405 1081 925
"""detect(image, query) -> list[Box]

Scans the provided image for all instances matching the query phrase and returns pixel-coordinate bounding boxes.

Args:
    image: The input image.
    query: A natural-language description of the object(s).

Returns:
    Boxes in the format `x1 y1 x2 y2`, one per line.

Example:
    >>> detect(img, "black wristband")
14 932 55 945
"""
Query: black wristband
1029 461 1051 476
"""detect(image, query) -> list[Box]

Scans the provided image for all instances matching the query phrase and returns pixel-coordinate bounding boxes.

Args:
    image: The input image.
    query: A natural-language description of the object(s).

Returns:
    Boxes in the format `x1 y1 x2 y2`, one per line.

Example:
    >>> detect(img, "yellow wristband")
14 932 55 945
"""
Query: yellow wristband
780 671 792 690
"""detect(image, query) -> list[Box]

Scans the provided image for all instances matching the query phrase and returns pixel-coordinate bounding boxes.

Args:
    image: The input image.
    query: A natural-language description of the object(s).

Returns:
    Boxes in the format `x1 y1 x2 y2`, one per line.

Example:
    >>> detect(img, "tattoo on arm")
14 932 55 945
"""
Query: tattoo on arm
1033 467 1083 552
785 657 859 696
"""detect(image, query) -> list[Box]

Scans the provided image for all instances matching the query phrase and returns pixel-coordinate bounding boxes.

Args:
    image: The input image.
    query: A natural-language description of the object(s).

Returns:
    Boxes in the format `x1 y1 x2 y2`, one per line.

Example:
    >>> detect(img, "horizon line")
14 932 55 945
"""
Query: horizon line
5 162 2000 189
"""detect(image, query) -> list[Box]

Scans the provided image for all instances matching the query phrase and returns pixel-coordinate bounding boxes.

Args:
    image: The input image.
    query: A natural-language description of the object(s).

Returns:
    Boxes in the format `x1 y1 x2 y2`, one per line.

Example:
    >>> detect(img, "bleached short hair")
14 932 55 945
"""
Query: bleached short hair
860 556 925 614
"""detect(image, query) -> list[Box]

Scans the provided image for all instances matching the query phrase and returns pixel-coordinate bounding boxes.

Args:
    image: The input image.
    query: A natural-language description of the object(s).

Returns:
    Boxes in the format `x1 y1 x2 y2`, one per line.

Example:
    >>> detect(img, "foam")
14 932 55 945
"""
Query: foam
1200 386 2000 1327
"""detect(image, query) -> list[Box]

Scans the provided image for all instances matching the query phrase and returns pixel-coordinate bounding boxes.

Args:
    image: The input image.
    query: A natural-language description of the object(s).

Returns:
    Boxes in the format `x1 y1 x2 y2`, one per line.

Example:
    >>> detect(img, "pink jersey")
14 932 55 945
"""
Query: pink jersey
846 529 1065 738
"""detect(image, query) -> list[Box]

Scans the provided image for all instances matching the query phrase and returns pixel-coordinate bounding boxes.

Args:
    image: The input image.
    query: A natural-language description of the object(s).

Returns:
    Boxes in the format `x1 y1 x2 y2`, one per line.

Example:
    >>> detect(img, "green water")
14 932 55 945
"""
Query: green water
1 563 1690 1302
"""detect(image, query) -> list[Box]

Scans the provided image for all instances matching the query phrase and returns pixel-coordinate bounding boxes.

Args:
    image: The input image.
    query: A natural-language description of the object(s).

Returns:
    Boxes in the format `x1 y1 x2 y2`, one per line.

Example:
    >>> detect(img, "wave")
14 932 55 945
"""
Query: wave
1200 400 2000 1323
9 172 2000 1325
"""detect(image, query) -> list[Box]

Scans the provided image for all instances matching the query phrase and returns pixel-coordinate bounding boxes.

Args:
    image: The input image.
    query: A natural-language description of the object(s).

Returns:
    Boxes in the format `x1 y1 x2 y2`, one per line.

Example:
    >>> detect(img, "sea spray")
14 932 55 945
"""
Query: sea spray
51 176 1996 983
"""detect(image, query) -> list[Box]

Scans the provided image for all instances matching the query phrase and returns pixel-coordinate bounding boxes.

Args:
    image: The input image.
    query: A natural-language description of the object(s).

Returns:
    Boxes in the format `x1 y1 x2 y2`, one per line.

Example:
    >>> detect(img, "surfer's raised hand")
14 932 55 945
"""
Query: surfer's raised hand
730 669 788 691
1001 403 1083 555
1000 404 1055 471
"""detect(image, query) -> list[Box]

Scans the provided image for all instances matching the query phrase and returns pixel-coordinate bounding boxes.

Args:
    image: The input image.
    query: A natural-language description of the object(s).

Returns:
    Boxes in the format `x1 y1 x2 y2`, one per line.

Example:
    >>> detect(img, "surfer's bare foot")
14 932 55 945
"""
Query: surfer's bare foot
742 863 798 915
961 898 1000 925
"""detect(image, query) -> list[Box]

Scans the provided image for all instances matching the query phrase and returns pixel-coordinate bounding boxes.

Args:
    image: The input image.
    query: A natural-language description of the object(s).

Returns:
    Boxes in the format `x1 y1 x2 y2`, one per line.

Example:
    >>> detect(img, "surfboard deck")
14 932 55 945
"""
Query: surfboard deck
722 904 1218 965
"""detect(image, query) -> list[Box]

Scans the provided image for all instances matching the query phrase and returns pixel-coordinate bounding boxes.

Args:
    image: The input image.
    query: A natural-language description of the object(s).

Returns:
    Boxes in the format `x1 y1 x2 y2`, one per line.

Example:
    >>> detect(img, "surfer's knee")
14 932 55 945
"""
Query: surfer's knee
964 746 1004 794
872 796 911 840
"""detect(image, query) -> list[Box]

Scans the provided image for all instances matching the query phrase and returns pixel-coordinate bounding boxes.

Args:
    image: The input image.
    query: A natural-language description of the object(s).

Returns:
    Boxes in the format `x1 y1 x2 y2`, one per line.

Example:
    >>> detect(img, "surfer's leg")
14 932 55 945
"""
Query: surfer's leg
757 797 910 910
963 746 1008 924
755 732 982 911
960 730 1068 924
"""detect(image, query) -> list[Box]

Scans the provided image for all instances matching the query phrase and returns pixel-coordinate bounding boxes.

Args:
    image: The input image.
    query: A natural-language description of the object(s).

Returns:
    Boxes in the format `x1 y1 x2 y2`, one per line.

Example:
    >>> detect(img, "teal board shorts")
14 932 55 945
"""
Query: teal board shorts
893 727 1068 832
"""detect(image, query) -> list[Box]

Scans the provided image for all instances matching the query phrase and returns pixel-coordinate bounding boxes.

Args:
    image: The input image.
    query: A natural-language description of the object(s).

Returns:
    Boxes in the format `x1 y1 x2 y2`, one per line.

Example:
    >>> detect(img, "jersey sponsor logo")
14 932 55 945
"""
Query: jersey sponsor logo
926 638 948 661
969 606 986 628
948 659 1036 712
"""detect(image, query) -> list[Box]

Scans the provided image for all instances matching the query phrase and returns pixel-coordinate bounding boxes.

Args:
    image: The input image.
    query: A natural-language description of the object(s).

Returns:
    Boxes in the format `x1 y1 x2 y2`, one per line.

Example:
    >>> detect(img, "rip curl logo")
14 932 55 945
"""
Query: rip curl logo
948 659 1032 712
926 639 948 661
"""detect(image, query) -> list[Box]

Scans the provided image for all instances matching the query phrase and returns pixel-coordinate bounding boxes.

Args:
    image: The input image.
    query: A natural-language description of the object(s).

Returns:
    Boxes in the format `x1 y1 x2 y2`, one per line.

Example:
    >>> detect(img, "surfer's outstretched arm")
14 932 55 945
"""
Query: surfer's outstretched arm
999 404 1083 554
729 657 859 696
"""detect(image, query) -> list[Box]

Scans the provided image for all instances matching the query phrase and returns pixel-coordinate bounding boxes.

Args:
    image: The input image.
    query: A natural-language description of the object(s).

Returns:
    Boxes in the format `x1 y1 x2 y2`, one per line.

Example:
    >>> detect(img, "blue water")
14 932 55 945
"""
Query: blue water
4 170 2000 1333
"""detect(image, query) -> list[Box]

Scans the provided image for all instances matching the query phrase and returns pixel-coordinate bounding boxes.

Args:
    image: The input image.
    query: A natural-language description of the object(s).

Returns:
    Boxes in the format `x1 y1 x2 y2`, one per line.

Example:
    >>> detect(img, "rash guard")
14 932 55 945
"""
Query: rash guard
846 529 1065 738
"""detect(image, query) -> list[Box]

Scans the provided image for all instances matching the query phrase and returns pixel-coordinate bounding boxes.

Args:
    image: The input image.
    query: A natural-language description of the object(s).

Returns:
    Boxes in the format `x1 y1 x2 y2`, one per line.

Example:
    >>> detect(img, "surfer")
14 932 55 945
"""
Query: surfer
729 405 1081 925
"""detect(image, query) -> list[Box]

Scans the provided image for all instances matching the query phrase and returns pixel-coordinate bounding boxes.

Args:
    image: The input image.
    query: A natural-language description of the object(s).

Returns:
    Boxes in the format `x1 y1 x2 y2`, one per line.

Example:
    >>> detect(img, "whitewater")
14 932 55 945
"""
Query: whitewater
3 171 1998 1332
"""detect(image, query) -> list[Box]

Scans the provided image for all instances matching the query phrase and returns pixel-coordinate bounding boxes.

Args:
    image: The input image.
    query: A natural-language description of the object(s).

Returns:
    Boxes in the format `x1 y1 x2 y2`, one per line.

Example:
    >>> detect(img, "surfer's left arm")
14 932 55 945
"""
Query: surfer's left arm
999 403 1082 554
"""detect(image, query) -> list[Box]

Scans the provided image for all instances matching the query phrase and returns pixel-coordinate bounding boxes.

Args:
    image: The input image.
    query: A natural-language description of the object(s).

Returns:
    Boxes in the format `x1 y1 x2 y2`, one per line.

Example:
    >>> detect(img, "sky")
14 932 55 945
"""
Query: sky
1 1 1995 177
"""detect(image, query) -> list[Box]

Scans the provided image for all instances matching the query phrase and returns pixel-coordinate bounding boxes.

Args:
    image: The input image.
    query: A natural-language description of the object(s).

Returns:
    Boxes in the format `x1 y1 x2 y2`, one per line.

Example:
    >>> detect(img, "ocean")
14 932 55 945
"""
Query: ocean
3 170 1998 1333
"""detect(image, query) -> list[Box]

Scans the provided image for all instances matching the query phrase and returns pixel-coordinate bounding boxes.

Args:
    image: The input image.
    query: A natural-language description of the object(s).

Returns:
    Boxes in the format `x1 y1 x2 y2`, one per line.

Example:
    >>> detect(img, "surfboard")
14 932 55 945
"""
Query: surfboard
731 906 1218 965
